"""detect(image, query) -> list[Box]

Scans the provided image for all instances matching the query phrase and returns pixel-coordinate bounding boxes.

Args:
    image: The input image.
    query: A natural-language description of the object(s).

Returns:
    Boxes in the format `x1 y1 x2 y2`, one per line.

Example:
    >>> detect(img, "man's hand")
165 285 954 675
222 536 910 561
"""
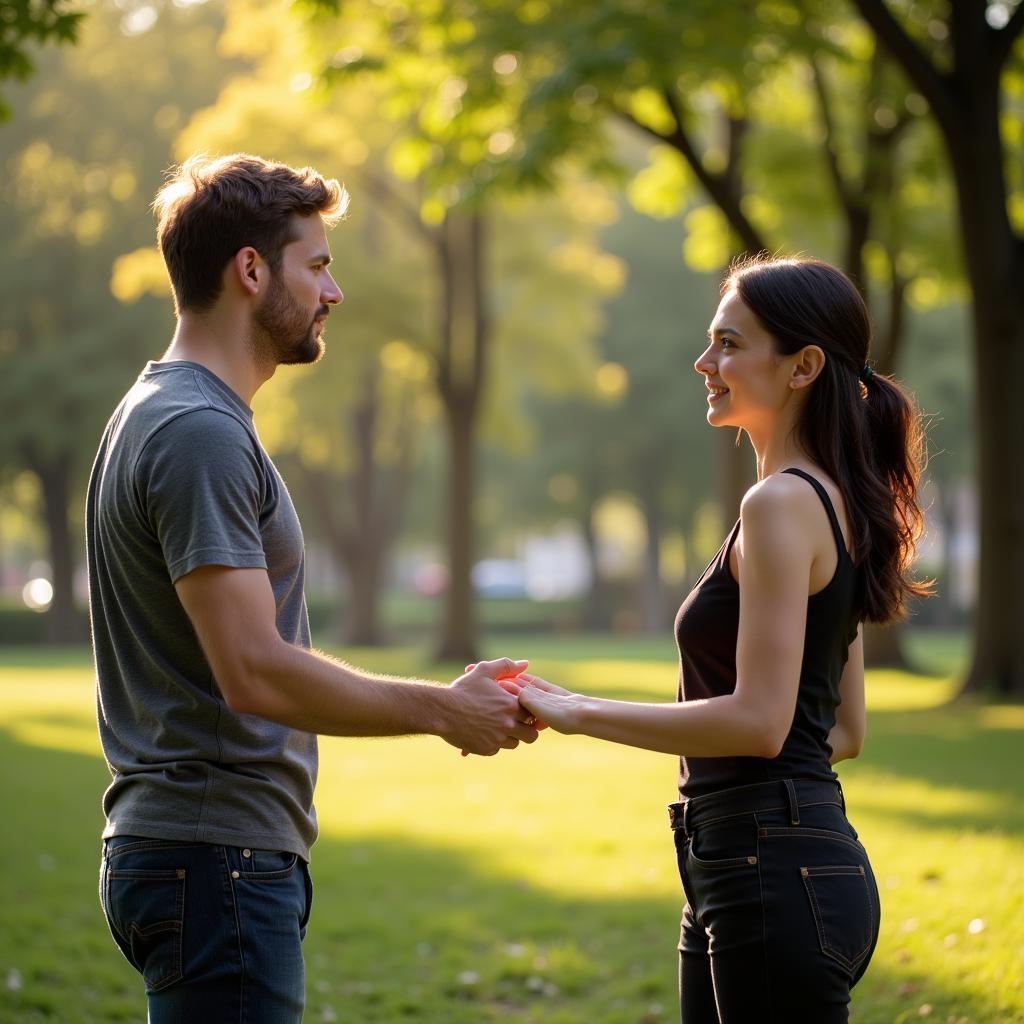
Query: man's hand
442 658 540 756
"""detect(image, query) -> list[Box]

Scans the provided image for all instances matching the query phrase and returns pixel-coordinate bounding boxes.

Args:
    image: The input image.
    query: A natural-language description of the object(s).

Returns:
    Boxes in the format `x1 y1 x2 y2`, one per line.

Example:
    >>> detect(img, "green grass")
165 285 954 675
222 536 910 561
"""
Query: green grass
0 636 1021 1023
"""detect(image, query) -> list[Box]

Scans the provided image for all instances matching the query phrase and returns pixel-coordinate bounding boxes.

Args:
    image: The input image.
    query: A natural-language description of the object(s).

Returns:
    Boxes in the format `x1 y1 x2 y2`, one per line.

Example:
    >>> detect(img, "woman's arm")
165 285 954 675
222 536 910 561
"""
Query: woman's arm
519 476 819 758
827 627 866 764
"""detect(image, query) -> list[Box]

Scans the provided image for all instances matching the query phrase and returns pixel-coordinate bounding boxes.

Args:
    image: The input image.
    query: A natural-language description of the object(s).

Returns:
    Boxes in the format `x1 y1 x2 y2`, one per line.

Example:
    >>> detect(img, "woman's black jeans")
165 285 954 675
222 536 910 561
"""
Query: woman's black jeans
670 779 880 1024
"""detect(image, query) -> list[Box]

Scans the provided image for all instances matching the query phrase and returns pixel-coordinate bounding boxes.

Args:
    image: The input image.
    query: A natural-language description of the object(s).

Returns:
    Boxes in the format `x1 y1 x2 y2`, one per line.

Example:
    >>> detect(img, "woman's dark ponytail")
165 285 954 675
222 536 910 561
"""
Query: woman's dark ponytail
725 256 933 623
857 370 932 621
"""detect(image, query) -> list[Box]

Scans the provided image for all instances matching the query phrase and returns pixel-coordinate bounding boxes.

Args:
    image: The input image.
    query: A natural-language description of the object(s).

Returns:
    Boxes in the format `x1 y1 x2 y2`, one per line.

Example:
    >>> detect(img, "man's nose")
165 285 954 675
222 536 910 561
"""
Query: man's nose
323 272 343 304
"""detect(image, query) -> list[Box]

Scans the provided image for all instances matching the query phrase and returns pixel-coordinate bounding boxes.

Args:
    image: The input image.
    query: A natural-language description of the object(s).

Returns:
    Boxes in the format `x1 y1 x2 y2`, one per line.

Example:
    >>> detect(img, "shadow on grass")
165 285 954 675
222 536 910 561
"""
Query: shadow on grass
0 727 1016 1024
842 701 1024 837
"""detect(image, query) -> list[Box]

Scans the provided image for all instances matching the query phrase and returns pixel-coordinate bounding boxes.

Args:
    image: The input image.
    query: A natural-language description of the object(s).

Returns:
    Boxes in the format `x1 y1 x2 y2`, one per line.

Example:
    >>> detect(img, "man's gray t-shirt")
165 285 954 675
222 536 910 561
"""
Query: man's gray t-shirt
86 361 317 859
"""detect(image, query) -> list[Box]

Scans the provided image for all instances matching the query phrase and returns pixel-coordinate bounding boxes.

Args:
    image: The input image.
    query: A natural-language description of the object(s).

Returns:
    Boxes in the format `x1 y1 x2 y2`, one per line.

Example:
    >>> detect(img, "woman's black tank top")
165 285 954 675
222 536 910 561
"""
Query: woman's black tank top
675 468 861 799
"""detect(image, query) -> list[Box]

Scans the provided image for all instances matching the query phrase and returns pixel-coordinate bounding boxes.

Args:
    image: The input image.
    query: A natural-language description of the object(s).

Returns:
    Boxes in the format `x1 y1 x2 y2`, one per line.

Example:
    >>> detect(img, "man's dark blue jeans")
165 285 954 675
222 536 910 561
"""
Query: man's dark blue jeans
99 836 312 1023
670 779 880 1024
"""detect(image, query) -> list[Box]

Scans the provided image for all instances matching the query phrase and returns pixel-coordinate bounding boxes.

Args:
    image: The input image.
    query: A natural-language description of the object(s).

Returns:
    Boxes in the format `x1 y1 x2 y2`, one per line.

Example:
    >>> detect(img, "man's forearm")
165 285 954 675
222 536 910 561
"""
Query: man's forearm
228 638 455 738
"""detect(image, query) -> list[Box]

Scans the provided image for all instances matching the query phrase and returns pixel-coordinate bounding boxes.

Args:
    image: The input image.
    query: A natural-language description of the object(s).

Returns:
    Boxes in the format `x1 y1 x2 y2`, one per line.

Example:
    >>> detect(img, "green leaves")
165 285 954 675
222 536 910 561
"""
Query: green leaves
0 0 84 118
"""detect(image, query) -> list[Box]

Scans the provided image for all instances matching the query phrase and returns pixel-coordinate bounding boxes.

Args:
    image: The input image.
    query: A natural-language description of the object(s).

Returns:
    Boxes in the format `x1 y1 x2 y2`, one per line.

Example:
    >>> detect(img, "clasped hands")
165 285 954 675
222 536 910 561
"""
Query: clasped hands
451 657 580 757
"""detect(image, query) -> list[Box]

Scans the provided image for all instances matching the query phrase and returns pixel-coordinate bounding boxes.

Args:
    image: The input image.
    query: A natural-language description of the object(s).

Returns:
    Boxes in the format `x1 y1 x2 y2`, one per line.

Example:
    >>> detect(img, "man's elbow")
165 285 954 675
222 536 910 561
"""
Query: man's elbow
215 641 286 718
221 678 263 717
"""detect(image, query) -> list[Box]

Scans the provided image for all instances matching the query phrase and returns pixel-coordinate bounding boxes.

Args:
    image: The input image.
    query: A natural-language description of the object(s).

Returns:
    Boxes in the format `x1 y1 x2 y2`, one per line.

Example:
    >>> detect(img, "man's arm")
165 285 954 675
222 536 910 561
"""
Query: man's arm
174 565 538 756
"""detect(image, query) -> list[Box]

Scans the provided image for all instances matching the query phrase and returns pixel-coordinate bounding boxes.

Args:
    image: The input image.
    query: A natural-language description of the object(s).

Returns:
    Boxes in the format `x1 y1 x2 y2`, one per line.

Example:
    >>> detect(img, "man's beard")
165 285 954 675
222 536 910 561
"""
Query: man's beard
252 272 327 368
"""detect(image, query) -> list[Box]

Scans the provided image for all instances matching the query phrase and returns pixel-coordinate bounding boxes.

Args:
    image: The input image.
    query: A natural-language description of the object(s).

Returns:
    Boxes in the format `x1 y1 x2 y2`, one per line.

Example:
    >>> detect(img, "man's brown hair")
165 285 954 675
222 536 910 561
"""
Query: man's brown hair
154 153 349 313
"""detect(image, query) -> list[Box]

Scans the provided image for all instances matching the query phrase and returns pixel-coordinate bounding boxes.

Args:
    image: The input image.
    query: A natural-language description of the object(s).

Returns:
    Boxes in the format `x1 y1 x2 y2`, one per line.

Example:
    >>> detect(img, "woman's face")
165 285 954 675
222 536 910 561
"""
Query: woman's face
694 288 796 433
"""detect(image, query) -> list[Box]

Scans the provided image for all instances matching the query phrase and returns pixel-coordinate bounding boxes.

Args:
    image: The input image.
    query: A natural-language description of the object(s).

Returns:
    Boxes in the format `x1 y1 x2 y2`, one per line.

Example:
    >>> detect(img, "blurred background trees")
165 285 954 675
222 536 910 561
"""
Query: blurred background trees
0 0 237 640
0 0 1009 693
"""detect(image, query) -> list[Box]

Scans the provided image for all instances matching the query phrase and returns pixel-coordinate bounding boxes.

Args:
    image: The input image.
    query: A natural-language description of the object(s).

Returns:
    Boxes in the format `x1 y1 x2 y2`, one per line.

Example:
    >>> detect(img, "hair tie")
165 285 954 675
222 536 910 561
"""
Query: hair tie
859 363 874 384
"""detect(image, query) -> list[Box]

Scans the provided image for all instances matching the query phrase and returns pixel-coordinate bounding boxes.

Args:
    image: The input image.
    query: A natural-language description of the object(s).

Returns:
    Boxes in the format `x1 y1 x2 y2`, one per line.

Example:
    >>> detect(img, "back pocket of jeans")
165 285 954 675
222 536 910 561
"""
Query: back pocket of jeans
107 867 186 992
800 864 874 972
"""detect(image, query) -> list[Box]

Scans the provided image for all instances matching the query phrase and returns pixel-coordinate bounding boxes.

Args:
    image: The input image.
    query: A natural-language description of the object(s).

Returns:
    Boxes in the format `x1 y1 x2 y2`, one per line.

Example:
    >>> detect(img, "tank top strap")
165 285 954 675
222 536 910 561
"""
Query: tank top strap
720 517 742 567
781 467 850 563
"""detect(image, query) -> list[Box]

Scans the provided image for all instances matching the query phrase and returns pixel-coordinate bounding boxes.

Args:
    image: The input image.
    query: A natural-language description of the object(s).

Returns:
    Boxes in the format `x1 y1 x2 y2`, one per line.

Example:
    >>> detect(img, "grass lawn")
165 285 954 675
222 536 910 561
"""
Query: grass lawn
0 633 1021 1023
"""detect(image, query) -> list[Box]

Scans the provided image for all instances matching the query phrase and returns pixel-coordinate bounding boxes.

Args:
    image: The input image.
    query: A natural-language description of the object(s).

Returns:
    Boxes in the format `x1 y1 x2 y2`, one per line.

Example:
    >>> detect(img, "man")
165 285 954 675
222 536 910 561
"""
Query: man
86 153 538 1023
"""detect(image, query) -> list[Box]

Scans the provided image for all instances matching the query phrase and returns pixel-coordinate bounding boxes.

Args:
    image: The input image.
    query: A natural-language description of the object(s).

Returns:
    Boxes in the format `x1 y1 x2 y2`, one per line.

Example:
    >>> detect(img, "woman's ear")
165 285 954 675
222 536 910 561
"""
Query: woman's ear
789 344 826 390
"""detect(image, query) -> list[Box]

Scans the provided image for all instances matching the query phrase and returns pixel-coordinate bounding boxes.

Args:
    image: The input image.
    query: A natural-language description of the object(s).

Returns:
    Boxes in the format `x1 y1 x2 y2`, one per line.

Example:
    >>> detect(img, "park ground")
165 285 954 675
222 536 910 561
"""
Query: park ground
0 632 1021 1023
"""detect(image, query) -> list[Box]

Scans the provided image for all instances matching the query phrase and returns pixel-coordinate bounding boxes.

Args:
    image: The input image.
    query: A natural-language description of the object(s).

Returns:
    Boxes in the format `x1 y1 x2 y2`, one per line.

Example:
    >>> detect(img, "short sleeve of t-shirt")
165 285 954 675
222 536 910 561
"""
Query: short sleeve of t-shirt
135 408 269 582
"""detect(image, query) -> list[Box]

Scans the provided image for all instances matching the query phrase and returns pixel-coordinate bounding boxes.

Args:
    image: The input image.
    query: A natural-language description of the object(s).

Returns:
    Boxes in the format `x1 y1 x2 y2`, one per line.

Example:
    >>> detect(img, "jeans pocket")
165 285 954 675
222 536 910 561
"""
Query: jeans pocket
299 862 314 937
688 819 759 870
105 864 186 992
672 831 697 905
801 864 874 972
239 848 300 880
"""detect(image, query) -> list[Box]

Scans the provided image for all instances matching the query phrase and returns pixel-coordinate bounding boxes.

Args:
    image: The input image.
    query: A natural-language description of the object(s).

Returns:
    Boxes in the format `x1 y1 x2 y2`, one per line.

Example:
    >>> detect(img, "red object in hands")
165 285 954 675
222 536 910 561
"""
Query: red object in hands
459 664 549 755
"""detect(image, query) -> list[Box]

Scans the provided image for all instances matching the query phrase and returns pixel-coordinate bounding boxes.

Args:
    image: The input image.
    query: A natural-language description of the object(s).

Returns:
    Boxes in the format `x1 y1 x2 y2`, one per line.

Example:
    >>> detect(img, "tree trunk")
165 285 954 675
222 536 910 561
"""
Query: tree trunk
27 447 81 644
579 483 610 631
436 397 479 662
434 211 487 664
299 463 388 648
941 74 1024 695
862 622 912 667
936 478 959 629
291 364 414 649
343 371 386 646
638 486 664 634
346 540 385 647
958 255 1024 696
851 0 1024 697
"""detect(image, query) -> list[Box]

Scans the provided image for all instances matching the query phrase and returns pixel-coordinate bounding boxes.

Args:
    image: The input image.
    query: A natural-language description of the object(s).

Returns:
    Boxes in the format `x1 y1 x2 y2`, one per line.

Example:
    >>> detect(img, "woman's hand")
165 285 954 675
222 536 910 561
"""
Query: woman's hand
515 672 586 735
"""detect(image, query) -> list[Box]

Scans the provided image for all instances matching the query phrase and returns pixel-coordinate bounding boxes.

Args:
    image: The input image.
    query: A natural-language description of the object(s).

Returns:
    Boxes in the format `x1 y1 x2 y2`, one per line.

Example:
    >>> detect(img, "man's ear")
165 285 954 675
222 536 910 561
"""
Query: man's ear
789 344 826 390
229 246 266 298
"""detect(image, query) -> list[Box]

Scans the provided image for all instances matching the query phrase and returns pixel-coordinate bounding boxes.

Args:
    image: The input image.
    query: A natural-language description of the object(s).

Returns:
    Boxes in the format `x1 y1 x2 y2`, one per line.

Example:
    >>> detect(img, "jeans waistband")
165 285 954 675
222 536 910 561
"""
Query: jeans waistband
668 778 844 835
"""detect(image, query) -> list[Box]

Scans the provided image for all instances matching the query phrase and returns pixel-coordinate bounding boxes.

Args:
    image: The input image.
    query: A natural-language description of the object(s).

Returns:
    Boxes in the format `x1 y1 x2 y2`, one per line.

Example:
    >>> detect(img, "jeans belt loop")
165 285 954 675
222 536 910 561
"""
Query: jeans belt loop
667 802 684 832
682 798 693 838
784 778 800 825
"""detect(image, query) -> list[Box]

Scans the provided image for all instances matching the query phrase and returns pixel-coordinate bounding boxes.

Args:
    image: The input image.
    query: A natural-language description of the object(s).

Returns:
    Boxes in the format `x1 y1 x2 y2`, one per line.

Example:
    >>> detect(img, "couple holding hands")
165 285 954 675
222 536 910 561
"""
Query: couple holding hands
88 154 928 1023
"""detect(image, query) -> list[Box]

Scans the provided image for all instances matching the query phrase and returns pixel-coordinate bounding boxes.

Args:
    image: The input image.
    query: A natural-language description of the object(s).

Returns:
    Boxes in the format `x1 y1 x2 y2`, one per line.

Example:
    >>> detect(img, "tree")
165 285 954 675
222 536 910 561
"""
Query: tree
399 0 955 662
485 201 729 634
593 203 719 631
274 342 429 646
163 0 620 658
849 0 1024 696
0 0 237 640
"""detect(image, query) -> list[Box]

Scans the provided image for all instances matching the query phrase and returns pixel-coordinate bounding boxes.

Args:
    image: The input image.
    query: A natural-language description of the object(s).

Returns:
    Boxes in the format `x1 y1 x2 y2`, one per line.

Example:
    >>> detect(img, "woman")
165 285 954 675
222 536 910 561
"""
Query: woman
515 257 931 1023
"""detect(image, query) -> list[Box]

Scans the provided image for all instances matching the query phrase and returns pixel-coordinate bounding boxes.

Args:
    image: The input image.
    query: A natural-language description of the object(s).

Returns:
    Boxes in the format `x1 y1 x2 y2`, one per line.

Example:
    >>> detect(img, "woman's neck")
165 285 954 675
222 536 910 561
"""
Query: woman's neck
748 422 812 481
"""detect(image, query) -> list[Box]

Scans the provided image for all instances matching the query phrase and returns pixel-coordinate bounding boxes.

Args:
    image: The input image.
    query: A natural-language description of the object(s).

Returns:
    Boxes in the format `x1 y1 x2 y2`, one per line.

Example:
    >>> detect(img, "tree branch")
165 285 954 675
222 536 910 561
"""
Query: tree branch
434 214 455 397
993 0 1024 68
809 52 853 210
612 89 768 256
358 173 439 250
848 0 957 133
469 210 488 399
